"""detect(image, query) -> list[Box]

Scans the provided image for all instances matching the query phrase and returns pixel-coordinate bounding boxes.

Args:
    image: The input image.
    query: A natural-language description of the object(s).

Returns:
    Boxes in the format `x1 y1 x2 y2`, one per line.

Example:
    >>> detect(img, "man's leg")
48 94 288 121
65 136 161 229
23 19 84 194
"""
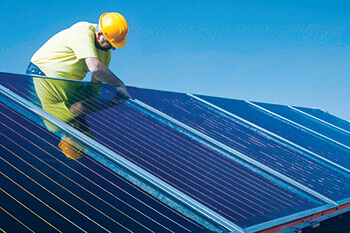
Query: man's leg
59 88 128 160
67 83 128 131
69 97 125 118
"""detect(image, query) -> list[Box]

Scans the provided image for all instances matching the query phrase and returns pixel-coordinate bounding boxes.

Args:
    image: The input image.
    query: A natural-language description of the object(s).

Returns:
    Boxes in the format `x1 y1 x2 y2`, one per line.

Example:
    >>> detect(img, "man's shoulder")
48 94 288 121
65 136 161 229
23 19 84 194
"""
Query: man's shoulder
69 22 97 33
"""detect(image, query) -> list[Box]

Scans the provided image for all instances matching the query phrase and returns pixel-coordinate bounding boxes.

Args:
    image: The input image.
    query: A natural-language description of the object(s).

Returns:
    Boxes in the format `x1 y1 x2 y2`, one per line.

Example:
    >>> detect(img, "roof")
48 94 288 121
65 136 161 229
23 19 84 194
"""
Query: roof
0 72 349 232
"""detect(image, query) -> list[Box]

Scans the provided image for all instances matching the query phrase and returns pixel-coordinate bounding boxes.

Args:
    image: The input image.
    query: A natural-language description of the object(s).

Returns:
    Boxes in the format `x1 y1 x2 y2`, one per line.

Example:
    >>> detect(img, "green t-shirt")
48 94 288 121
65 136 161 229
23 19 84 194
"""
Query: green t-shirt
32 22 111 103
30 22 112 131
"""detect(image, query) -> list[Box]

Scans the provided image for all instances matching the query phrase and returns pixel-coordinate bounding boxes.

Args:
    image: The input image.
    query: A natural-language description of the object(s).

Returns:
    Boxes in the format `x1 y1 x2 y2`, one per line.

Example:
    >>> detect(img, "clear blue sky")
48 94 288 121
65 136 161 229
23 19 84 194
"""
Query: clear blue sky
1 0 349 120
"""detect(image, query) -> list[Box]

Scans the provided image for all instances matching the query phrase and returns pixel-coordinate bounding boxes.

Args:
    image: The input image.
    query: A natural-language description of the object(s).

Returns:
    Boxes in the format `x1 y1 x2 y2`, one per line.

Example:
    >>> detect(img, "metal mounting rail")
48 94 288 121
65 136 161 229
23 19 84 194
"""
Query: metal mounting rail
0 84 238 233
188 94 350 174
288 105 350 135
132 98 338 206
246 101 350 151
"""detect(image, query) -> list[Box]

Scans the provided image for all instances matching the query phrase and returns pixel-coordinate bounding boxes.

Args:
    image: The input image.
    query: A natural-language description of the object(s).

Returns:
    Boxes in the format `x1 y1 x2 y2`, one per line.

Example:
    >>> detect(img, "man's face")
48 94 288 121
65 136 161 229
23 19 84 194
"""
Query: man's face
95 33 115 51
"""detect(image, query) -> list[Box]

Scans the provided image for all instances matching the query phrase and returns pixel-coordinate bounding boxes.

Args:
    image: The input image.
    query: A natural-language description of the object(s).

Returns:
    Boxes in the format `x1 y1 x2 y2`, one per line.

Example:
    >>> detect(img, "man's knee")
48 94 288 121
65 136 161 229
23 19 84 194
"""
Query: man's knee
68 116 89 132
69 101 86 117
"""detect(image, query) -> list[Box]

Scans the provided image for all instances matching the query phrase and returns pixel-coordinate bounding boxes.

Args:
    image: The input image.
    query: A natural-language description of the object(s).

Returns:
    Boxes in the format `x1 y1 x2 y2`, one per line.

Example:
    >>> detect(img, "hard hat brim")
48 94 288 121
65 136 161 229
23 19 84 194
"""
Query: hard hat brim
59 137 85 160
110 37 127 49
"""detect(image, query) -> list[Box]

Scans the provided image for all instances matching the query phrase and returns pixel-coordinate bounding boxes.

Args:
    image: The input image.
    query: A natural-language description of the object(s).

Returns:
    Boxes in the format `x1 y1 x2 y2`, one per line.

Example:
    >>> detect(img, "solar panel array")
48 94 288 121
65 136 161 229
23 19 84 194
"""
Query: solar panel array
253 102 350 148
128 89 350 201
0 97 209 233
1 72 349 232
194 95 350 173
293 106 350 132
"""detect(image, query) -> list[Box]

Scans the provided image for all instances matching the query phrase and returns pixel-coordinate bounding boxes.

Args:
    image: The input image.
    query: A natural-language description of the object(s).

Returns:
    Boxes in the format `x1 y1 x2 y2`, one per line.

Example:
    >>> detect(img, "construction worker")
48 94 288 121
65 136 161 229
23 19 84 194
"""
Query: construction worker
26 12 131 159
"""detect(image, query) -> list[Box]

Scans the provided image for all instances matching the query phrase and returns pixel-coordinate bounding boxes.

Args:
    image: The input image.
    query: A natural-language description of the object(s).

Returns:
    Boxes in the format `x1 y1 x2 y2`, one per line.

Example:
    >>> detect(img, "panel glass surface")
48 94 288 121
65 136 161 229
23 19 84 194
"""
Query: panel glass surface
195 95 350 170
127 88 350 202
86 101 325 228
0 74 326 229
294 106 350 133
254 102 350 147
0 102 207 233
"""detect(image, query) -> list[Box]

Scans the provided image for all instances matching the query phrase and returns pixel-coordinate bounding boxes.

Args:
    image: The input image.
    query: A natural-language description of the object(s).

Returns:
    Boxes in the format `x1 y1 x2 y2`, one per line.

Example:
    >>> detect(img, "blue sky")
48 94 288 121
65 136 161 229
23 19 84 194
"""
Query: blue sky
1 0 349 120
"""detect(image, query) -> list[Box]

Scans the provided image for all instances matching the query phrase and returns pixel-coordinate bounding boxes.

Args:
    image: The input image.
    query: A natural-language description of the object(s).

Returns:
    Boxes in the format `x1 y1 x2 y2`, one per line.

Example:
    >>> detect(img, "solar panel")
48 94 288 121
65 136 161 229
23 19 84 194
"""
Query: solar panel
293 106 350 133
126 88 350 203
1 72 349 232
91 99 331 226
193 95 350 172
0 101 208 233
0 74 327 231
252 102 350 148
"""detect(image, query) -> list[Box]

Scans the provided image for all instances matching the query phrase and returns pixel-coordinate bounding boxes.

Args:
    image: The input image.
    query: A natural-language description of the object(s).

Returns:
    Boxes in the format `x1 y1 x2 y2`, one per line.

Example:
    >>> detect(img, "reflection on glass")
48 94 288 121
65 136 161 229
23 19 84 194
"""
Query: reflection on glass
1 72 128 160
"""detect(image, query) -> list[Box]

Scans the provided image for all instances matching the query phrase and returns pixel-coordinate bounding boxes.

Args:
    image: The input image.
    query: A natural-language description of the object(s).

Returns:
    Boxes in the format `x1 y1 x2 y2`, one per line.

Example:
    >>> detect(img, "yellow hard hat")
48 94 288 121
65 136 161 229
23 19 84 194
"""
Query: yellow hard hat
99 12 129 48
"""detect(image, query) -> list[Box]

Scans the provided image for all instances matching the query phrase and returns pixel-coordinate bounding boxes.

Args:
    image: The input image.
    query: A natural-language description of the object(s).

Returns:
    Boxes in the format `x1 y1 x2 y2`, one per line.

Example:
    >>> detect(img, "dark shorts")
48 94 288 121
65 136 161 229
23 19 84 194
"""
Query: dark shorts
26 62 46 76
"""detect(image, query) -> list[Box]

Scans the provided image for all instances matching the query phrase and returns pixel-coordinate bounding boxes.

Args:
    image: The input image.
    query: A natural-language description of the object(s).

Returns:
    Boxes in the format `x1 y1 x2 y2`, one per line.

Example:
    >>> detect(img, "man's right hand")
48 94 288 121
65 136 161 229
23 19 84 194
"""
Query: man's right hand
117 86 131 99
112 86 131 106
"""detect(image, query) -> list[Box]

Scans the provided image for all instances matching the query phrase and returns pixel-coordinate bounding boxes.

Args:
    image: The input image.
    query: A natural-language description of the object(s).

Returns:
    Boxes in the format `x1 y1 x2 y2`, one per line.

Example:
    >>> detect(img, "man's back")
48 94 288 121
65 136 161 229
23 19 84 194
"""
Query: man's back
31 22 111 82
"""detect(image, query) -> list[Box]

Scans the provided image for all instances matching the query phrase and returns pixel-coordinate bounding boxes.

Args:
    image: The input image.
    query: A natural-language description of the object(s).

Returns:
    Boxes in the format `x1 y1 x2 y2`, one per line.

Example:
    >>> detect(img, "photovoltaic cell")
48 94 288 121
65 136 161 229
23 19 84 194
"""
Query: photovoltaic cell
253 102 350 147
0 74 326 229
0 101 208 233
293 106 350 133
127 88 350 202
194 95 350 171
86 98 325 228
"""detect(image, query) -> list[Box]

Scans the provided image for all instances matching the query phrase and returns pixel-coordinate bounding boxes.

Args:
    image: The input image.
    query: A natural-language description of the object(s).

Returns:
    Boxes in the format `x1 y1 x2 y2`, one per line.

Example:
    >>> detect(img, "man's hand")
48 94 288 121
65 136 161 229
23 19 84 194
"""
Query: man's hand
85 57 132 100
116 86 131 99
112 86 131 106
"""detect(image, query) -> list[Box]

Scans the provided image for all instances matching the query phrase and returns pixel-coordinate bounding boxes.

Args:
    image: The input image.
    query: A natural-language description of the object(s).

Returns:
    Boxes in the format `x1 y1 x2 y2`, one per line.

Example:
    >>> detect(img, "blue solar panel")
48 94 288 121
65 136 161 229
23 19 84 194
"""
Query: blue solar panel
85 98 328 228
293 106 350 133
253 102 350 148
0 73 330 231
127 88 350 203
194 95 350 171
0 94 209 232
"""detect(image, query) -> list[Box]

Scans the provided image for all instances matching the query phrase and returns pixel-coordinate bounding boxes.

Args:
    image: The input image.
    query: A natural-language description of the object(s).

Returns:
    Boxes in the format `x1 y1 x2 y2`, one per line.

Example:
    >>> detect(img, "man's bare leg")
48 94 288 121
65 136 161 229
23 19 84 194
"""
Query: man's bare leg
59 95 128 159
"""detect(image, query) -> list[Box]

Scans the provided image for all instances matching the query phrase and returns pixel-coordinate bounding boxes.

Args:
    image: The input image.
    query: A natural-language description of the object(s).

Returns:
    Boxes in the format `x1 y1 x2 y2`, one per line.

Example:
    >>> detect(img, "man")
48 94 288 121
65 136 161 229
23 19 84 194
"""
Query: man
26 12 131 159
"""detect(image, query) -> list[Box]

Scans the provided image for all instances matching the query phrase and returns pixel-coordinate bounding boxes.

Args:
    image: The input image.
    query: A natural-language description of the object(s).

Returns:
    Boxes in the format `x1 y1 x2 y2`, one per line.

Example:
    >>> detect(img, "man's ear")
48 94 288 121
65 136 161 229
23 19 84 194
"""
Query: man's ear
96 31 103 40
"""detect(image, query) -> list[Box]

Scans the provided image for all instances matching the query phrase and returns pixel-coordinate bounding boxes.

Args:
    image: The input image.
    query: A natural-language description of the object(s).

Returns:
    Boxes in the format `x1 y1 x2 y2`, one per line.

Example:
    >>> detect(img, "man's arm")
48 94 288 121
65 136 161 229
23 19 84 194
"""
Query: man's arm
85 57 131 98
